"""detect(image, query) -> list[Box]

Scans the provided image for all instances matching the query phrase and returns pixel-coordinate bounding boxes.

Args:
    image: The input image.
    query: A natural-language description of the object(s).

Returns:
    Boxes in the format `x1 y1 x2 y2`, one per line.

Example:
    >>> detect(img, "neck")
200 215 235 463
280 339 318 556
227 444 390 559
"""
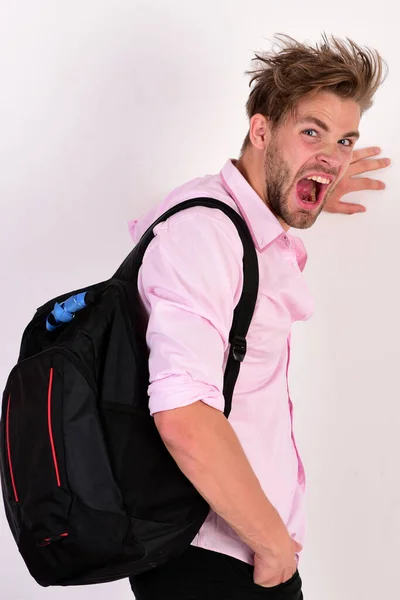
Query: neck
235 153 265 201
234 153 290 232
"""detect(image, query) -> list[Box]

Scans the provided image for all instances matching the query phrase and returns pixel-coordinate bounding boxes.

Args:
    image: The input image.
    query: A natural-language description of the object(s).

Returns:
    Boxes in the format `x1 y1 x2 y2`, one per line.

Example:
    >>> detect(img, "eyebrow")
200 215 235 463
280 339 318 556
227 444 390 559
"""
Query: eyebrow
297 116 360 140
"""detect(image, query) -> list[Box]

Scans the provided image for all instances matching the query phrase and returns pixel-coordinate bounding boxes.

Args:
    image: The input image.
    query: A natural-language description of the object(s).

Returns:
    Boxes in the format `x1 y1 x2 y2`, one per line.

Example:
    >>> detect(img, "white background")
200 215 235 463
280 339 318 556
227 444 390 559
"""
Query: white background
0 1 398 599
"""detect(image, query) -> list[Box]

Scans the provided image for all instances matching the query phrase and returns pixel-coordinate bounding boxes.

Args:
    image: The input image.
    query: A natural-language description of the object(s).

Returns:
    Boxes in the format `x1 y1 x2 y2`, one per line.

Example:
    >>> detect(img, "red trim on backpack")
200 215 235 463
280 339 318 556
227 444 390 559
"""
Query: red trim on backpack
40 532 69 547
6 395 19 502
47 368 61 487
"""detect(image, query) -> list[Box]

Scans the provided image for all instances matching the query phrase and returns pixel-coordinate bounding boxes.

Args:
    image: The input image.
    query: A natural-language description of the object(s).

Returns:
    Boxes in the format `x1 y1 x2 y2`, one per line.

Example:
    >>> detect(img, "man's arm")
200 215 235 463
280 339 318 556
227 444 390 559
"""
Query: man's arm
155 400 301 586
154 400 284 554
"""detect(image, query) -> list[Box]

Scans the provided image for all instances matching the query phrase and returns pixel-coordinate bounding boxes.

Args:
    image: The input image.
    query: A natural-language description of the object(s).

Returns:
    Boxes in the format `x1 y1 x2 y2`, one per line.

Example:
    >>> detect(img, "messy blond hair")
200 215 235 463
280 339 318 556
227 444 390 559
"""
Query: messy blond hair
241 34 387 152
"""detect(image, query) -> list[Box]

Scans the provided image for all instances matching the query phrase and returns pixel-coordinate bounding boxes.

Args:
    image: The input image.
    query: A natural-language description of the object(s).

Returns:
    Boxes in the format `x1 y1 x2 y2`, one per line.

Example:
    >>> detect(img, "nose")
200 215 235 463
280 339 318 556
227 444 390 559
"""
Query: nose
315 146 342 170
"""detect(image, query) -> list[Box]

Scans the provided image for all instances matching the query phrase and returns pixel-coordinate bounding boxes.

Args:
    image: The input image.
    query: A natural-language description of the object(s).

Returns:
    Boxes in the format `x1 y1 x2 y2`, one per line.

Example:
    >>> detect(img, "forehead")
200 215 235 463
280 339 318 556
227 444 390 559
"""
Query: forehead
289 91 361 133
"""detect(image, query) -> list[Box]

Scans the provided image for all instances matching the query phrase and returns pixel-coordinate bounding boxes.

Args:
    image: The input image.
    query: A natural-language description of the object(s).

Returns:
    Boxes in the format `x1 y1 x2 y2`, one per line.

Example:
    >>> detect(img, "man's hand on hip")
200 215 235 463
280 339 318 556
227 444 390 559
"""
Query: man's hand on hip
253 518 302 588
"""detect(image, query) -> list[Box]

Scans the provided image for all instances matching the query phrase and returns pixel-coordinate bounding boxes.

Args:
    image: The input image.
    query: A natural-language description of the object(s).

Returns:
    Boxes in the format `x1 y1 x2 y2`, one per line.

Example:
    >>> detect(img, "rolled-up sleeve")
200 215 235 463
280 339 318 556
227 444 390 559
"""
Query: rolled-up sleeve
137 207 244 416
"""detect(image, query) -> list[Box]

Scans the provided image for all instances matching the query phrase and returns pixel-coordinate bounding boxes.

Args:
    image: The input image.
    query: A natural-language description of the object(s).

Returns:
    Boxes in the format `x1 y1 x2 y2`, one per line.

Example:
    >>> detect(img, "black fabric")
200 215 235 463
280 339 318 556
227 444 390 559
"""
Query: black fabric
0 198 259 587
130 546 303 600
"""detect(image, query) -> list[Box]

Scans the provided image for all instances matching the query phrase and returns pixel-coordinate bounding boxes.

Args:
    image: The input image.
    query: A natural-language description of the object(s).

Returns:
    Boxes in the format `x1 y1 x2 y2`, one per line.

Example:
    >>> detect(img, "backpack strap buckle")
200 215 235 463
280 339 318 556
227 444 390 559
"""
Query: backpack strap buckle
231 336 247 362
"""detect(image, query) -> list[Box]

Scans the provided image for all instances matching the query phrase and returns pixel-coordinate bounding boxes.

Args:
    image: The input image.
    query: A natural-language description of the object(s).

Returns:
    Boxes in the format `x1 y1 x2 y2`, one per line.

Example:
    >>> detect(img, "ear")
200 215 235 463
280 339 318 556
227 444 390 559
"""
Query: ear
249 114 272 150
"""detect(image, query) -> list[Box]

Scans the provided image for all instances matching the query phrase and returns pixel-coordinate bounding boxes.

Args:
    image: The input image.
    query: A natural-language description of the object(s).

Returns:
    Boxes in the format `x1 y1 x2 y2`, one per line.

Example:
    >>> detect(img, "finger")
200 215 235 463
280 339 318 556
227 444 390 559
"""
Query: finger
292 540 303 551
331 202 366 215
350 146 383 164
347 157 391 177
347 177 386 192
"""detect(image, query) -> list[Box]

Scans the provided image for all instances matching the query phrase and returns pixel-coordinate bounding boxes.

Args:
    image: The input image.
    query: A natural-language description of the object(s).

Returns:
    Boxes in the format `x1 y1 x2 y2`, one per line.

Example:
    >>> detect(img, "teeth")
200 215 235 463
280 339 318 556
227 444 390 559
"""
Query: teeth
306 175 330 185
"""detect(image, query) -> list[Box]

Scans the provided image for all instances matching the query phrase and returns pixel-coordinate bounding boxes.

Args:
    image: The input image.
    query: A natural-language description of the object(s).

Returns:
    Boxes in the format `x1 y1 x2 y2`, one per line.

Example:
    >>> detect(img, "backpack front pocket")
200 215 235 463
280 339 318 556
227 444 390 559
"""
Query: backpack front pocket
3 351 72 542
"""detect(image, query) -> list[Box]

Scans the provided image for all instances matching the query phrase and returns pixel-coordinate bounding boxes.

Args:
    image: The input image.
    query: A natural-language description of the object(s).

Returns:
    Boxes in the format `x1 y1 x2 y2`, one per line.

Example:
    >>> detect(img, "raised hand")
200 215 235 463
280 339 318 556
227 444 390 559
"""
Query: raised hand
323 147 391 215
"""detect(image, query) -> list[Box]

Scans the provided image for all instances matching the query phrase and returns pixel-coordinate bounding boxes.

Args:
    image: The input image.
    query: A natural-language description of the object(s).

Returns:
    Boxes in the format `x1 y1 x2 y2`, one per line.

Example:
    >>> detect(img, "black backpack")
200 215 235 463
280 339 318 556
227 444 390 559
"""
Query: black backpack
0 198 259 587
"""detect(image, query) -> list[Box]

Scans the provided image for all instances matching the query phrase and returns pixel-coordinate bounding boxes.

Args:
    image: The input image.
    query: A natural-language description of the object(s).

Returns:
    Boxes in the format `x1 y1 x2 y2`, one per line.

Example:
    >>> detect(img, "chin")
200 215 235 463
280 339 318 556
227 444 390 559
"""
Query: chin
284 208 322 230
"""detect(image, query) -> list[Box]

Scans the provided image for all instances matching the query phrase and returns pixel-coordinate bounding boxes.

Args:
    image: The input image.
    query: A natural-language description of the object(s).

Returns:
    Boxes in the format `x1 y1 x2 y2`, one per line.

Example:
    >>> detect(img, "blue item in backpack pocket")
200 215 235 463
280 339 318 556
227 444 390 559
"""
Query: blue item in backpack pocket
46 292 88 331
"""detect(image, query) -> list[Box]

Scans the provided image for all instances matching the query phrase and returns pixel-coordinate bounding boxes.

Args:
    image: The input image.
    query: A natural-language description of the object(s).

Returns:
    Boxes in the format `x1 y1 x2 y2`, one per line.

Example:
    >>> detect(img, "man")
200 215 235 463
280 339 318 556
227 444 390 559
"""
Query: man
129 35 390 599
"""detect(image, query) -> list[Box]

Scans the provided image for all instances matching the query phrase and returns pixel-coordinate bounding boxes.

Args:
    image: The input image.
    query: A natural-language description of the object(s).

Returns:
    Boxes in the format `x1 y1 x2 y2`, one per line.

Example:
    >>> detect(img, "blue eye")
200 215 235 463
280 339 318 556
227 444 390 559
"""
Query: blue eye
339 139 353 147
303 129 318 137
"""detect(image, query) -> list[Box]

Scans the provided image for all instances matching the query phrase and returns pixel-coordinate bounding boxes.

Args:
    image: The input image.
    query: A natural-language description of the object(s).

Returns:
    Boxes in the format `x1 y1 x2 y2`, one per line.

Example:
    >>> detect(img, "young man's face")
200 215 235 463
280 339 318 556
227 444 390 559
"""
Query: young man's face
264 91 361 229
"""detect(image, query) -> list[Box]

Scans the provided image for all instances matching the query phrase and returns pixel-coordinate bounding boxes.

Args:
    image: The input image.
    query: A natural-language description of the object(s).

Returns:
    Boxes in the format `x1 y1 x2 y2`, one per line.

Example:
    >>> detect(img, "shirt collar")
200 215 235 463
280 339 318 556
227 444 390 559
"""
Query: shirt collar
220 159 308 270
220 159 285 252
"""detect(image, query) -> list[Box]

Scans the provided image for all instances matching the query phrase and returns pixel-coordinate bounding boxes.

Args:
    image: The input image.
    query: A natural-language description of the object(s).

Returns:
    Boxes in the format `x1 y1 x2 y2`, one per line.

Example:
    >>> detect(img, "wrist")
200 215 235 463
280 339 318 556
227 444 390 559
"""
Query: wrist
246 507 288 556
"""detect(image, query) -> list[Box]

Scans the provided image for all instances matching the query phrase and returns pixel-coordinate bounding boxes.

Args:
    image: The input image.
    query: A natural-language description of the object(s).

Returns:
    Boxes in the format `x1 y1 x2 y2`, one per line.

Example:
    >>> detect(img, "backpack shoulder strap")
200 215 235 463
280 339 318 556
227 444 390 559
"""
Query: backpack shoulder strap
114 198 259 418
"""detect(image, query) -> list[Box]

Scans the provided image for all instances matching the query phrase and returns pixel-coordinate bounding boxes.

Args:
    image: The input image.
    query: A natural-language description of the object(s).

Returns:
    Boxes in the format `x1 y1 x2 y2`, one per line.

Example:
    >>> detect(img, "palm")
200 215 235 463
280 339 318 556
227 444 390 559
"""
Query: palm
323 147 390 215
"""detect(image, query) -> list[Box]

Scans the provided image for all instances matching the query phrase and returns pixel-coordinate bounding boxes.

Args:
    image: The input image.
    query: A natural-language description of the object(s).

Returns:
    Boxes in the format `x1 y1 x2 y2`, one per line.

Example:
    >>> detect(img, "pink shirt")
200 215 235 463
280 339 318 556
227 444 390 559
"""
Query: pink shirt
129 159 314 565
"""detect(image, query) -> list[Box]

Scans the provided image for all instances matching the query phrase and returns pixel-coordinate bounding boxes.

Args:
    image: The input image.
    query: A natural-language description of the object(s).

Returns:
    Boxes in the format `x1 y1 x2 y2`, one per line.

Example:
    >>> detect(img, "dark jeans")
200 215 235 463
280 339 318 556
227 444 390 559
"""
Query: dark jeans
130 546 303 600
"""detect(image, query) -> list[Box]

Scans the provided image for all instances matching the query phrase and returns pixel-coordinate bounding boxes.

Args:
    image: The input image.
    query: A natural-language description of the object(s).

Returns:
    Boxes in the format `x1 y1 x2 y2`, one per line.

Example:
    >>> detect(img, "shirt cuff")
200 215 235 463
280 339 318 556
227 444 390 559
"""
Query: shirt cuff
148 374 225 416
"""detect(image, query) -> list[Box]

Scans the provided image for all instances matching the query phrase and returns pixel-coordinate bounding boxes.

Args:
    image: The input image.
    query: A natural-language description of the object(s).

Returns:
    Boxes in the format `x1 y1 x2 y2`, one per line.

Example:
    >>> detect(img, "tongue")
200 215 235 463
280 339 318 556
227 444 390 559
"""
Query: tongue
297 178 315 199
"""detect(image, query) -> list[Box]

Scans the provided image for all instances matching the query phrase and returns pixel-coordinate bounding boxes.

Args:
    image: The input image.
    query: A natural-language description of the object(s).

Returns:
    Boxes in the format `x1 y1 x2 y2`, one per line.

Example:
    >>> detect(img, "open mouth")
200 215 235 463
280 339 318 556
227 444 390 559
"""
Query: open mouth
295 174 332 210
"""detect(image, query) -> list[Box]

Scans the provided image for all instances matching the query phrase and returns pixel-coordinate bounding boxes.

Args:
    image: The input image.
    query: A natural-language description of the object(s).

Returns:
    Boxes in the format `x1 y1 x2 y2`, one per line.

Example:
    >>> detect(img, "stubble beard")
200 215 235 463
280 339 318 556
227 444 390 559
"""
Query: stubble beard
264 141 329 230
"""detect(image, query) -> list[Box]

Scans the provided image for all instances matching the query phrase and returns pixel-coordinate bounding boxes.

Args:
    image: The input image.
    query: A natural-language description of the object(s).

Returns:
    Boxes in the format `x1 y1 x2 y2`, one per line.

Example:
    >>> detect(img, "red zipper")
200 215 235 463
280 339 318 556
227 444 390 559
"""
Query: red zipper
47 367 61 487
6 367 61 503
39 532 69 547
6 394 19 502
